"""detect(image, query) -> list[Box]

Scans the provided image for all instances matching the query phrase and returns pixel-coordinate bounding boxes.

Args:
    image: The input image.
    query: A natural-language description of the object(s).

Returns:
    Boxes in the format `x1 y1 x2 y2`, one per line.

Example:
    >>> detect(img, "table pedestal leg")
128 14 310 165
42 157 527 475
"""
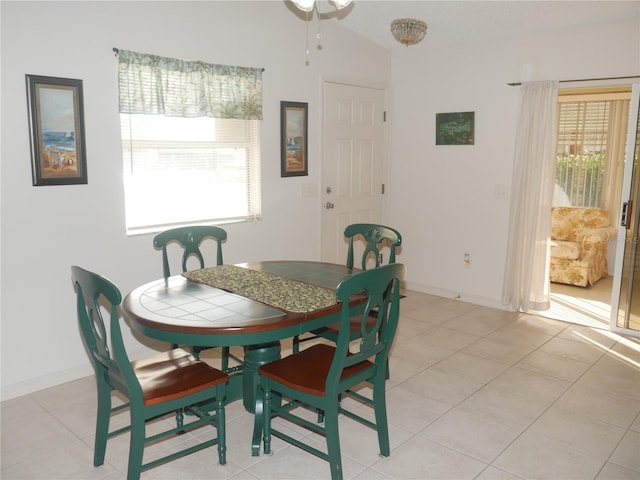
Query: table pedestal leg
244 342 281 456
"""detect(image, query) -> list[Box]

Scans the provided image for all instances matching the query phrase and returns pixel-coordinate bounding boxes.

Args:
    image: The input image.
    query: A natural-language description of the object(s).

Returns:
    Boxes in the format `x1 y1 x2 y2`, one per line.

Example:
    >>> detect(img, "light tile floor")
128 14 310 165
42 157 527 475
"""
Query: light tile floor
2 290 640 479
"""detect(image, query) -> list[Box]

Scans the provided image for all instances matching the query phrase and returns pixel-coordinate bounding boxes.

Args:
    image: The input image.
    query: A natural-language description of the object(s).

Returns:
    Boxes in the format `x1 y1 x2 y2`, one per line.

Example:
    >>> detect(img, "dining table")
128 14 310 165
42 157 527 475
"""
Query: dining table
122 260 367 455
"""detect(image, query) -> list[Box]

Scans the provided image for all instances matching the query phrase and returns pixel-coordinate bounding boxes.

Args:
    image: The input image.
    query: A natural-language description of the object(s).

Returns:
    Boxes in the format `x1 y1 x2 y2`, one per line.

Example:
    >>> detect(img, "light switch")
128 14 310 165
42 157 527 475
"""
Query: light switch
494 184 507 199
301 182 318 197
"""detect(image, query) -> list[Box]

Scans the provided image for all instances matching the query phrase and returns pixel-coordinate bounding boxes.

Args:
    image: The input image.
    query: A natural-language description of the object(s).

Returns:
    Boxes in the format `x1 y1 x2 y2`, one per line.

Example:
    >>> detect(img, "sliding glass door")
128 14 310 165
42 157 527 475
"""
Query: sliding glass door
610 84 640 337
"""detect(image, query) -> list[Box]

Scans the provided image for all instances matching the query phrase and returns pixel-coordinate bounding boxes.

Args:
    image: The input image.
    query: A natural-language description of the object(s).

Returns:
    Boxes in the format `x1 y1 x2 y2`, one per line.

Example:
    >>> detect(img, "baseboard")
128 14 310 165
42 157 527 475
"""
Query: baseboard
1 364 94 402
403 280 513 312
1 342 159 402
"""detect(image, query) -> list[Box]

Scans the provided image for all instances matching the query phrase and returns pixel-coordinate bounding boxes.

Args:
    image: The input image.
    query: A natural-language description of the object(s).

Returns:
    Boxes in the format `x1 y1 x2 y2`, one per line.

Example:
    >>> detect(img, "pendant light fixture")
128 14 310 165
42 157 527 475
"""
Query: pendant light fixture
390 18 428 46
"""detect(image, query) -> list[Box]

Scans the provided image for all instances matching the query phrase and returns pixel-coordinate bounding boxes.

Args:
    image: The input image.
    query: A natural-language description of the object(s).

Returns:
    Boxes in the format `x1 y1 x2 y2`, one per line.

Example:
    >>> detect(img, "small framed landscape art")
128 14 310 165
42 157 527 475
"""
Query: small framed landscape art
26 74 88 186
435 111 475 145
281 101 308 177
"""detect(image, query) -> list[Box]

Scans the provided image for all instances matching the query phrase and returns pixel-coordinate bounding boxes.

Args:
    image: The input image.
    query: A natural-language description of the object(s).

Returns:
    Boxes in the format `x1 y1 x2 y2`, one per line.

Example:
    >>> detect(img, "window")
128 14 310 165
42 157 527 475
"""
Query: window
554 88 631 213
121 115 260 233
117 50 262 234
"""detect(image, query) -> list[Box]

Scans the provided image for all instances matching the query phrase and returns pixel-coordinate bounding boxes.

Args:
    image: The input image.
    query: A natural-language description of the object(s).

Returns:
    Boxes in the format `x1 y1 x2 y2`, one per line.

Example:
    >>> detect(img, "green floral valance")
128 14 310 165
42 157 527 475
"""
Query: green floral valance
117 49 263 120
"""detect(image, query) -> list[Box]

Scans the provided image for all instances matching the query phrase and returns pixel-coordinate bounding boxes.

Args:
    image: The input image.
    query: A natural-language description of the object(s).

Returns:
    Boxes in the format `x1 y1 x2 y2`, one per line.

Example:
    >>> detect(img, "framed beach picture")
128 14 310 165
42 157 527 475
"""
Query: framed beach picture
281 101 308 177
435 111 475 145
26 75 87 186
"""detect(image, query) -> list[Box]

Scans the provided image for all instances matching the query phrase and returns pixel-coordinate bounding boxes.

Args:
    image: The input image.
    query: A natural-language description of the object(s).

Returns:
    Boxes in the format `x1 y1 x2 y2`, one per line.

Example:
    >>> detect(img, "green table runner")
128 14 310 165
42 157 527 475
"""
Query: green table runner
183 265 339 313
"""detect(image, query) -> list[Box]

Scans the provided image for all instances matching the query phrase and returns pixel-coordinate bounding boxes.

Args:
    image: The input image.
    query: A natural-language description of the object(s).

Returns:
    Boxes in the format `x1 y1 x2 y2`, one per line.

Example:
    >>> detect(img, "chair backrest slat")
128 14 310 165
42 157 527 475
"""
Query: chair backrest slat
153 226 227 279
344 224 402 271
71 266 140 399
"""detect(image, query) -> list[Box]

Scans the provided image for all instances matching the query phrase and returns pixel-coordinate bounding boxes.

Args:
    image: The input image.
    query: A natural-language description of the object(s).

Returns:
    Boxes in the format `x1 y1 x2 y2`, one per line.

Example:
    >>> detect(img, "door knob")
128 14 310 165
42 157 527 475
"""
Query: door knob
325 202 335 209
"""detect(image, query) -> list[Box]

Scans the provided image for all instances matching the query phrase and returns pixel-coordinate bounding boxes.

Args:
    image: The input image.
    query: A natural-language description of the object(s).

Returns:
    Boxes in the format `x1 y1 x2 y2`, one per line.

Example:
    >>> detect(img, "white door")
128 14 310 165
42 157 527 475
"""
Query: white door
610 83 640 337
321 81 386 264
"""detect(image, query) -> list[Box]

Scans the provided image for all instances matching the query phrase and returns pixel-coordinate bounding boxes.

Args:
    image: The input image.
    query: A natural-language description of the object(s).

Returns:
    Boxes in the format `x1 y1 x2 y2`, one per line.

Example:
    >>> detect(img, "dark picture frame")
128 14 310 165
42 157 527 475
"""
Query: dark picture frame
281 101 308 177
26 74 88 186
436 111 475 145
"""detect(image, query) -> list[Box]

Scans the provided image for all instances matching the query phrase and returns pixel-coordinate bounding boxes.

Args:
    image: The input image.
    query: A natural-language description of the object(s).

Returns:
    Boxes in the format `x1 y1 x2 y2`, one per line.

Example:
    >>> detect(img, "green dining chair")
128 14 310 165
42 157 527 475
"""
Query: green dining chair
293 223 402 352
258 263 404 480
153 225 234 368
344 223 403 271
153 225 227 279
71 266 228 480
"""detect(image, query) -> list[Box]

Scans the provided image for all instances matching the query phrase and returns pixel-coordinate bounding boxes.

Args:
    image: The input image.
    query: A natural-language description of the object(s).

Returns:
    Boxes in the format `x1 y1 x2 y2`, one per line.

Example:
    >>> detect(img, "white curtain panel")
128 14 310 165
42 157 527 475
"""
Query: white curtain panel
502 80 559 312
602 99 630 223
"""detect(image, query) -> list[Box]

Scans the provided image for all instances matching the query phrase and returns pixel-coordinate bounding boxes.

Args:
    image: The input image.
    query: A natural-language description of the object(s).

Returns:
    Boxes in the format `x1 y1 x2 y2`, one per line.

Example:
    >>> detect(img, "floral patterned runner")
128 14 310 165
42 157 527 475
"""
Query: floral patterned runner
183 265 339 313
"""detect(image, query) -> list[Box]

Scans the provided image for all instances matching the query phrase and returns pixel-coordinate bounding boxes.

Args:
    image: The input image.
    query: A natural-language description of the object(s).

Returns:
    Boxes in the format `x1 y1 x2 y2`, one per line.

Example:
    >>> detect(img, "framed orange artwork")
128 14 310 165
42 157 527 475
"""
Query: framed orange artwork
280 101 308 177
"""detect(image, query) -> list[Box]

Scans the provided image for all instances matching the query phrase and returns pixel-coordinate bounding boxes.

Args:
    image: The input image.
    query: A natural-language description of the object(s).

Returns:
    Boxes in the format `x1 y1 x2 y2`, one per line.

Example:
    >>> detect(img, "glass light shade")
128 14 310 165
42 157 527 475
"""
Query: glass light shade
292 0 315 12
332 0 352 8
390 18 428 46
292 0 352 12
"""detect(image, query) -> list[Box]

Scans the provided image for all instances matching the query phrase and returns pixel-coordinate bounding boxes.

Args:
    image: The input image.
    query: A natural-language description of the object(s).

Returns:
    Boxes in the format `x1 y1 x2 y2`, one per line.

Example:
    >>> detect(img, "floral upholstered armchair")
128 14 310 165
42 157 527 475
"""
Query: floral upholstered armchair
550 207 617 287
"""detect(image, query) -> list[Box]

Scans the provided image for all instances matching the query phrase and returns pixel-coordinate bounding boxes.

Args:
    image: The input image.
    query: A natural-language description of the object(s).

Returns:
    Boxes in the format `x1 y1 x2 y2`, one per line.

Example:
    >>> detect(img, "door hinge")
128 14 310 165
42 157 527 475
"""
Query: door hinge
382 184 385 194
383 111 387 122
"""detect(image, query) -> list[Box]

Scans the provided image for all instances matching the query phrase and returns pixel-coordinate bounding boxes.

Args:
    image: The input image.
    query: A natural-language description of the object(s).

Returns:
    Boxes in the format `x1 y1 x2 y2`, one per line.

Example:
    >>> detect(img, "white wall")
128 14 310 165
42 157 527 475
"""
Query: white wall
0 1 391 399
387 19 640 307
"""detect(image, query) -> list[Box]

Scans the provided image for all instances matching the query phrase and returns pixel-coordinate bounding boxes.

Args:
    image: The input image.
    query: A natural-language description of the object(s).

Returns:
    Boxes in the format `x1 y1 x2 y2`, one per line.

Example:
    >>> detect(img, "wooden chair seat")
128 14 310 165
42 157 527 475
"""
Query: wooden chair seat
323 300 403 339
259 344 372 396
321 315 377 337
132 349 228 406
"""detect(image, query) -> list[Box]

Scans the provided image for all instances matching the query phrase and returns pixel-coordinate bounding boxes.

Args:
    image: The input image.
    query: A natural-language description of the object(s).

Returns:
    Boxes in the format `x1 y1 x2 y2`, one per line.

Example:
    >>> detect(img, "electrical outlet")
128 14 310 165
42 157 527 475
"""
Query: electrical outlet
464 252 471 268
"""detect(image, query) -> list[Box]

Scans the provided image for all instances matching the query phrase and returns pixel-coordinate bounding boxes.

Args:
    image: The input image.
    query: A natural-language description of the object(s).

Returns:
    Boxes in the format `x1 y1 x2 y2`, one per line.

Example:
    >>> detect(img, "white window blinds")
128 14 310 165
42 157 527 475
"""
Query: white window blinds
555 90 630 210
555 101 609 207
121 115 261 233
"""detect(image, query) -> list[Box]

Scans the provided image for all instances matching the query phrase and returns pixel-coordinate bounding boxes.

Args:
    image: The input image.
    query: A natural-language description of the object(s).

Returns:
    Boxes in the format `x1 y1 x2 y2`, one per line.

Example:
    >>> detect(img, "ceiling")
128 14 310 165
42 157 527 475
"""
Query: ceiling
314 0 640 51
